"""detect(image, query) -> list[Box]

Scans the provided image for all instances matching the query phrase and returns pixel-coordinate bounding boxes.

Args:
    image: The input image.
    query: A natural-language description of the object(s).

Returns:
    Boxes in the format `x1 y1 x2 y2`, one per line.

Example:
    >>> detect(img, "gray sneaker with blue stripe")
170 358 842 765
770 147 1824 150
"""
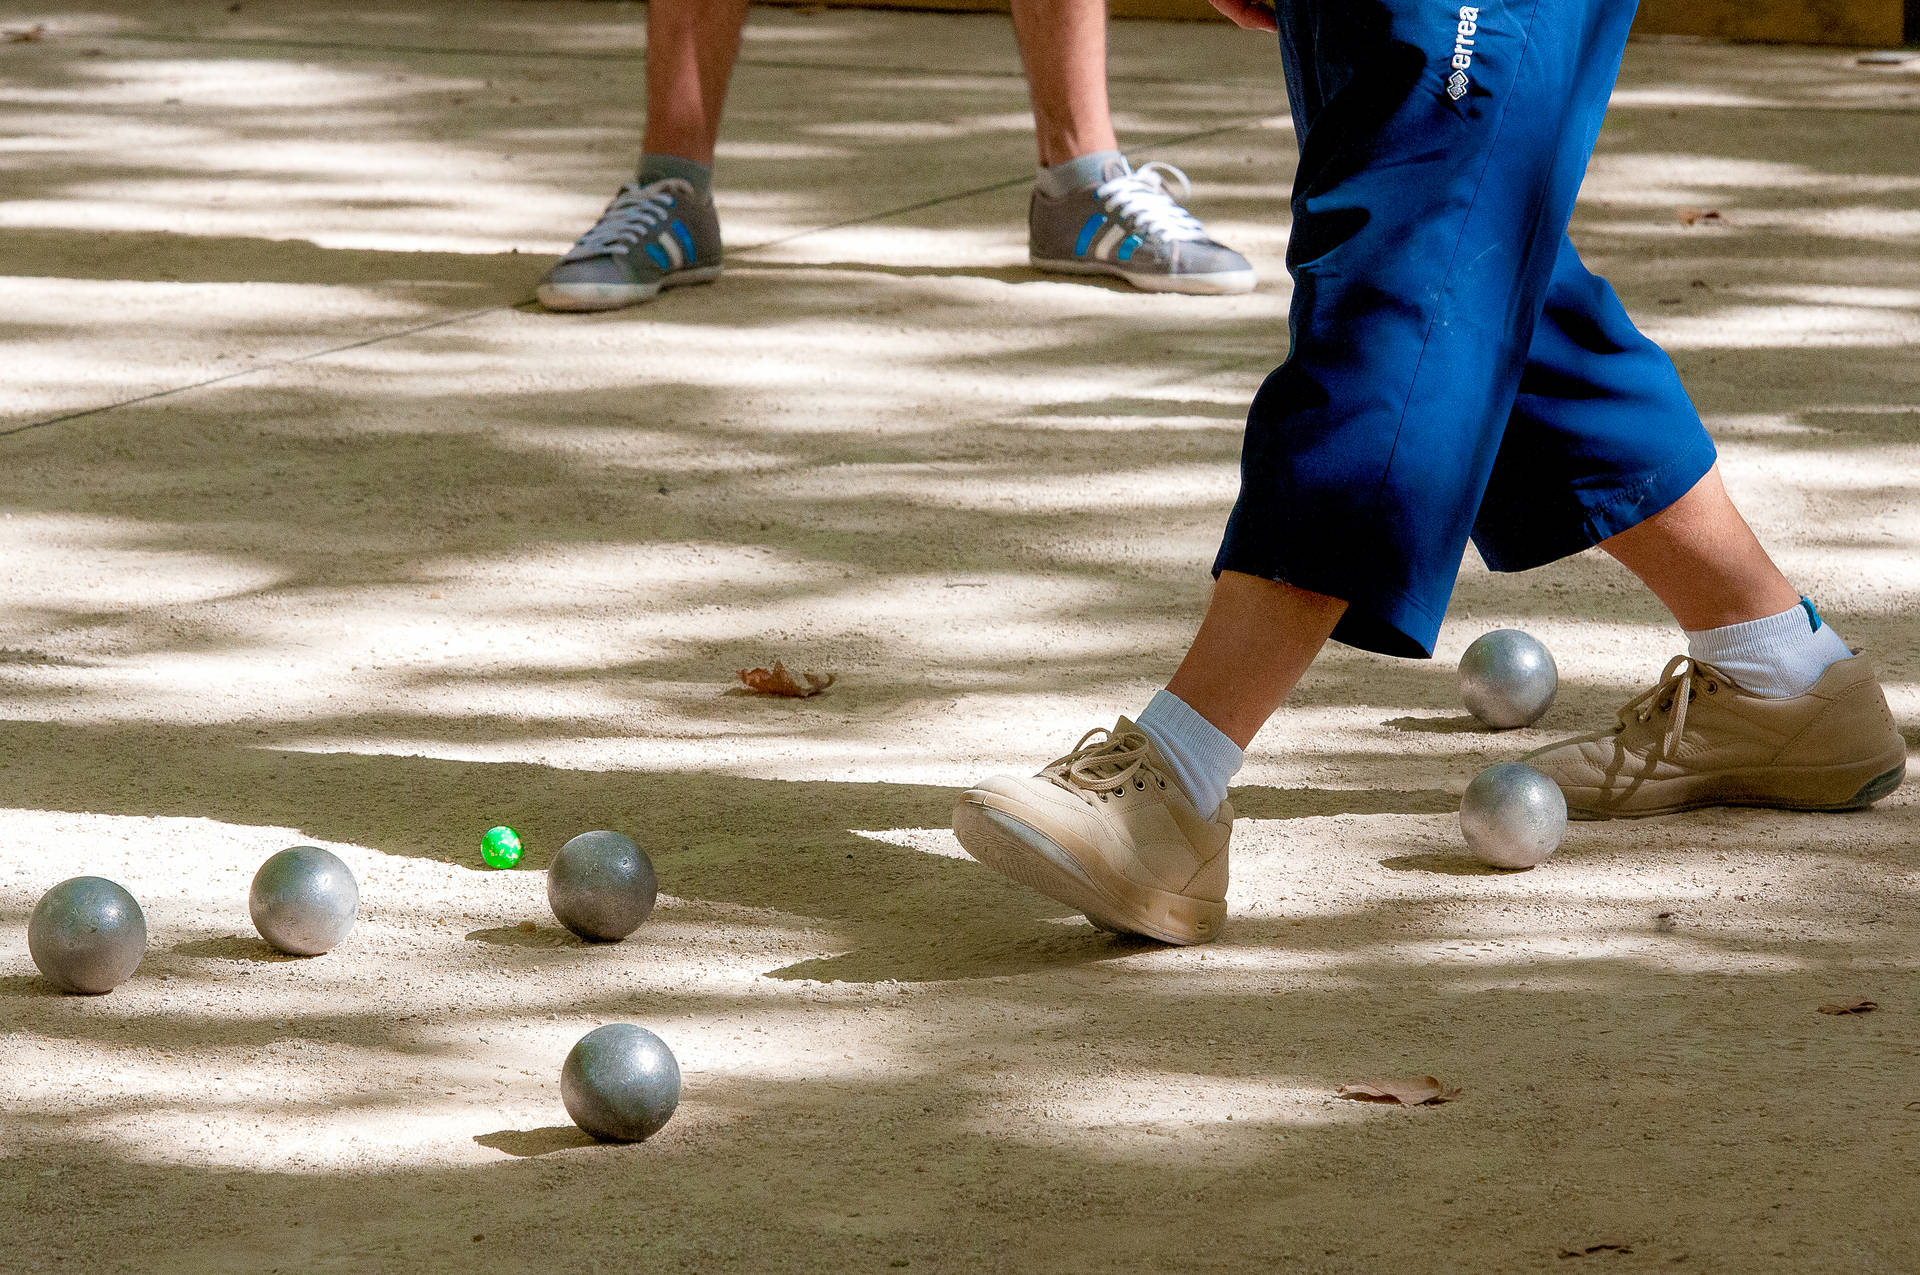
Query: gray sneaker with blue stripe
1029 158 1254 296
537 178 722 312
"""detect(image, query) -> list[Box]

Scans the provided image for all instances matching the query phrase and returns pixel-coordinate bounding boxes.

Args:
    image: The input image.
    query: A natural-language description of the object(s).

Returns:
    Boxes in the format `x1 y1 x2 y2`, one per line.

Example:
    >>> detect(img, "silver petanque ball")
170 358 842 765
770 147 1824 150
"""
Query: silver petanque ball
547 830 658 943
28 876 147 994
249 846 359 956
562 1023 682 1143
1460 762 1568 869
1459 628 1559 728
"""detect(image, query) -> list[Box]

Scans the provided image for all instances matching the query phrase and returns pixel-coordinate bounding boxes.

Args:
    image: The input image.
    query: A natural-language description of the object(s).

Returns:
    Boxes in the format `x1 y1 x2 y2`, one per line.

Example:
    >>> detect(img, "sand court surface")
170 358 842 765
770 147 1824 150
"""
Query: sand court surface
3 3 1919 1270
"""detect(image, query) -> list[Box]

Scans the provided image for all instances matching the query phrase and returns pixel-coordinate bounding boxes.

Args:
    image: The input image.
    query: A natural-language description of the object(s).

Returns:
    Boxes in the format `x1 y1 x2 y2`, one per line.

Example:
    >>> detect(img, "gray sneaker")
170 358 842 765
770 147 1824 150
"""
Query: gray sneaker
1029 159 1254 295
536 178 723 312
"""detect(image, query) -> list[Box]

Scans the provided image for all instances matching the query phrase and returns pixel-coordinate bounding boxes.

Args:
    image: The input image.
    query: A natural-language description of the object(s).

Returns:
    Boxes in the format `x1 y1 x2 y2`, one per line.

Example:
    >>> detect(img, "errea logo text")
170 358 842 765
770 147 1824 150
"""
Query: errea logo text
1447 6 1480 100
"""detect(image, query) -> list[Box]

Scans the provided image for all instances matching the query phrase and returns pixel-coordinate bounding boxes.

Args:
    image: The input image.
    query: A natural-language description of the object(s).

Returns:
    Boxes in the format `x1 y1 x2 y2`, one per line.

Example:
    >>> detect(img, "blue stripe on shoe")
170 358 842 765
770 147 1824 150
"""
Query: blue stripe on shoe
1072 215 1104 257
670 220 697 264
1116 234 1143 262
644 243 672 270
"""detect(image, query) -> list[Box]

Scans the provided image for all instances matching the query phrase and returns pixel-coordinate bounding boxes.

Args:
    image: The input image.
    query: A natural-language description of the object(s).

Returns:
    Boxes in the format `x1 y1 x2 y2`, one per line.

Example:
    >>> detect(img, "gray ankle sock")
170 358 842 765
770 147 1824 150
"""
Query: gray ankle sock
1035 149 1125 199
637 153 713 195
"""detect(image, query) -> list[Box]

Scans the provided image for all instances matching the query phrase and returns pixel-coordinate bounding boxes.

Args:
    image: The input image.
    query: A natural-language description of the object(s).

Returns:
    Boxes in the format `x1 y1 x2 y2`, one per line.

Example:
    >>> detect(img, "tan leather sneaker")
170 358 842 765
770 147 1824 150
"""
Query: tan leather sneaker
953 718 1231 945
1524 652 1906 820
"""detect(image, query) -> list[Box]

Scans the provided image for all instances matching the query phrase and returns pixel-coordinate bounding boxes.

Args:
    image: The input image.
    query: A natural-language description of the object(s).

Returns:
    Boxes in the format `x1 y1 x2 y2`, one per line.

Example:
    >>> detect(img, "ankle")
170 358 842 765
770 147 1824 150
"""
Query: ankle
1035 149 1125 198
1135 690 1243 819
1685 597 1852 698
637 153 713 196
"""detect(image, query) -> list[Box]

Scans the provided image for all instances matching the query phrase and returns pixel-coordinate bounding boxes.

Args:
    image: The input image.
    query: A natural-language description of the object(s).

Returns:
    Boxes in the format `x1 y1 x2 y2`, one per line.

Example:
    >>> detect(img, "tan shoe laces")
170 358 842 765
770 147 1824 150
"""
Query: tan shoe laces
1043 724 1171 801
1614 655 1727 756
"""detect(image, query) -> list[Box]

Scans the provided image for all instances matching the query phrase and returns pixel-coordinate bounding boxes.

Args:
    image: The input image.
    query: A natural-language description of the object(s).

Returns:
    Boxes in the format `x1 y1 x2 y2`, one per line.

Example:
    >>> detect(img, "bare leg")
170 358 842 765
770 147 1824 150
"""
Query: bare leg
643 0 752 164
1163 467 1795 750
1009 0 1120 166
1599 465 1800 631
1164 572 1347 749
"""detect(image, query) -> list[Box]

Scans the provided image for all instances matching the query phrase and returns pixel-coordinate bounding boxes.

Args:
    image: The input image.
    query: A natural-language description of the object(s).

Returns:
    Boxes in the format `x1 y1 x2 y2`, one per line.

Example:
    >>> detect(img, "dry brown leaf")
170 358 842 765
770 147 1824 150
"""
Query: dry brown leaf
1336 1076 1461 1106
5 23 47 40
736 661 835 698
1817 998 1878 1015
1676 206 1724 227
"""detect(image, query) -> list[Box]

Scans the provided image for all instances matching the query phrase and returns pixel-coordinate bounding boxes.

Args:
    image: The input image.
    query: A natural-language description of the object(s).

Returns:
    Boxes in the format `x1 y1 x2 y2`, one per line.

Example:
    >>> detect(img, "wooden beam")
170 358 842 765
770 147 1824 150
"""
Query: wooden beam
774 0 1913 47
1632 0 1904 46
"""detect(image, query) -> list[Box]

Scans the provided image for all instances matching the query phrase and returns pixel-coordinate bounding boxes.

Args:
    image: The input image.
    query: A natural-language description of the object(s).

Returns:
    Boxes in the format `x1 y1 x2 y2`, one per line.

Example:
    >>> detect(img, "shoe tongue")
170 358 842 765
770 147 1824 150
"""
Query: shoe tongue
1068 717 1146 780
1700 663 1739 691
1112 716 1171 771
1099 156 1132 183
1683 656 1748 695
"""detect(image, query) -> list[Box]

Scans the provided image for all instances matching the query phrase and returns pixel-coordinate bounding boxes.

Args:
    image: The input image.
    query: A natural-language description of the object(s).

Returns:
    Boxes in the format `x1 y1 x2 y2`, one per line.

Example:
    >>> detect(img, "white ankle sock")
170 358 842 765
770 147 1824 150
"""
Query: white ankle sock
1685 597 1852 698
1135 689 1243 820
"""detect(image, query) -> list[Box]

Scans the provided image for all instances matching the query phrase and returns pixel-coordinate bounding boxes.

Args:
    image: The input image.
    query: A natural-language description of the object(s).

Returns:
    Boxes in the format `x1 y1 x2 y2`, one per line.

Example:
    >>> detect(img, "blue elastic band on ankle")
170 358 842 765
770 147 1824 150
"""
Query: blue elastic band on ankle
1800 596 1822 632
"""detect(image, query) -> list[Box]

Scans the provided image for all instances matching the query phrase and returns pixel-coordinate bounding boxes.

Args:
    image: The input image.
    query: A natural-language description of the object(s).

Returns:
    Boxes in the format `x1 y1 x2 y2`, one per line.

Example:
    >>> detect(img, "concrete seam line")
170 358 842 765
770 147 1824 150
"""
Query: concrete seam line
6 113 1280 436
0 304 525 440
732 113 1285 253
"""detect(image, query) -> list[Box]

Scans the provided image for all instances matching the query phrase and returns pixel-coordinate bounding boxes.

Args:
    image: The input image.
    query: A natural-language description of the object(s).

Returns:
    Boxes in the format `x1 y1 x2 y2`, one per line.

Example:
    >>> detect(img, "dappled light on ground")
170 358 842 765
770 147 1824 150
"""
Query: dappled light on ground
2 3 1917 1272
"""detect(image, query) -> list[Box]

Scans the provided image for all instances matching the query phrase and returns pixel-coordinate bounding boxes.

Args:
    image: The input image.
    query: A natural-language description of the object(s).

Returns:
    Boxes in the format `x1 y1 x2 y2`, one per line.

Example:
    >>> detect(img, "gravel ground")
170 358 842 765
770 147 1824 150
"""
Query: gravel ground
3 5 1917 1272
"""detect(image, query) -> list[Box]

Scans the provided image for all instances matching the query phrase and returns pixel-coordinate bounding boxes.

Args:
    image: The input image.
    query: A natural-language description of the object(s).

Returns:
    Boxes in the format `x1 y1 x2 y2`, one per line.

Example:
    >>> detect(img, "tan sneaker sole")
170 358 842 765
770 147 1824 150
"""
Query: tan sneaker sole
953 794 1225 945
1568 754 1906 820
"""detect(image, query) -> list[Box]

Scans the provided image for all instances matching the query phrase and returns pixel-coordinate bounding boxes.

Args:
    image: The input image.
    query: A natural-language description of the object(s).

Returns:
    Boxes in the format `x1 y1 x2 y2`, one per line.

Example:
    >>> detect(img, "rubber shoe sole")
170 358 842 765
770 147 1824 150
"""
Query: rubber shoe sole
1567 756 1907 821
952 795 1225 945
535 264 723 312
1029 255 1255 297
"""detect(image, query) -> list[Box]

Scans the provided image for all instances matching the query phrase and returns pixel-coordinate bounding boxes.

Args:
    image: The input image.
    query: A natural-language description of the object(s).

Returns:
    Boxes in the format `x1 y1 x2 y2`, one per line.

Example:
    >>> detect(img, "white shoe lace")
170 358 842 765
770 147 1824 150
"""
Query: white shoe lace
1093 162 1208 243
1045 724 1171 801
561 179 689 263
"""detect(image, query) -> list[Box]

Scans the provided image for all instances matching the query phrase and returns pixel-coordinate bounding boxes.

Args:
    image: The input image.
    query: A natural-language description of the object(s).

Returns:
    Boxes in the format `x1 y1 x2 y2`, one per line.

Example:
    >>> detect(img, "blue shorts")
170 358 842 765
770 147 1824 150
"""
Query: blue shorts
1213 0 1718 657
